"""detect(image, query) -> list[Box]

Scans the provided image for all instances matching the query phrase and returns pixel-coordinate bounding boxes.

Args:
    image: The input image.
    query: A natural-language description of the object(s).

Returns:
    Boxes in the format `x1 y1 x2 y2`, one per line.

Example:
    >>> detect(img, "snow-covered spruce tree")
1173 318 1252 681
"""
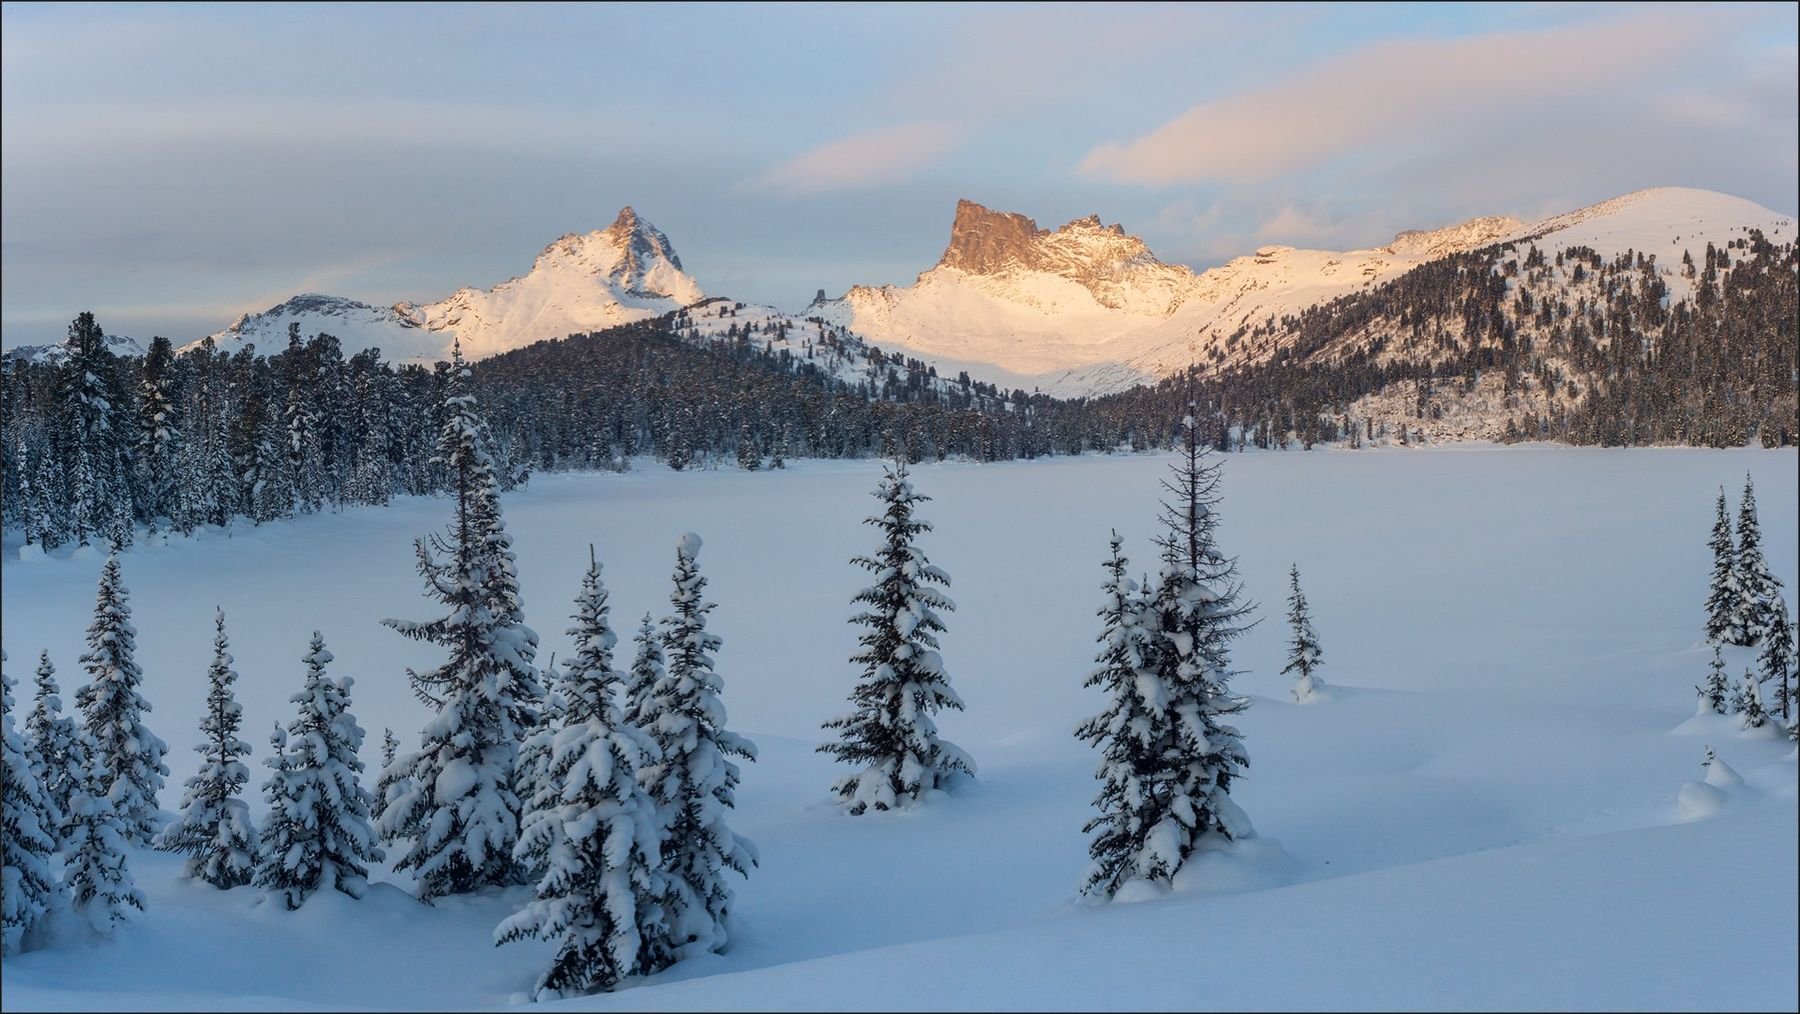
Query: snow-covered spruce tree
153 609 257 888
1075 533 1165 898
3 650 62 955
1697 645 1730 715
56 312 134 548
1731 668 1771 731
623 613 664 728
499 548 668 998
25 651 79 844
75 553 168 844
1758 597 1796 726
136 335 182 530
1281 563 1324 704
1728 475 1781 646
639 533 757 959
467 425 544 768
255 633 382 909
381 727 399 770
819 461 973 814
62 730 143 934
378 344 527 899
1703 487 1738 644
1136 403 1257 884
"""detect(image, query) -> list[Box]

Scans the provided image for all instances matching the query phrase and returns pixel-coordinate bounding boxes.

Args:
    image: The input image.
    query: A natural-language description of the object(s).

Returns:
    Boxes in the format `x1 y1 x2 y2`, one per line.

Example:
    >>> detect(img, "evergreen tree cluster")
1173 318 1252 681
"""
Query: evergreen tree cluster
2 316 506 553
3 556 399 951
1076 406 1259 898
1700 475 1796 738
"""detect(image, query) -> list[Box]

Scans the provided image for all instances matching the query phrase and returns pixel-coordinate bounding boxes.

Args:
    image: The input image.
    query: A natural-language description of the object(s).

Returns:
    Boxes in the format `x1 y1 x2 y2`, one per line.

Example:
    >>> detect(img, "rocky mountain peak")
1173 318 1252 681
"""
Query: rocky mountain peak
939 200 1047 273
602 205 683 273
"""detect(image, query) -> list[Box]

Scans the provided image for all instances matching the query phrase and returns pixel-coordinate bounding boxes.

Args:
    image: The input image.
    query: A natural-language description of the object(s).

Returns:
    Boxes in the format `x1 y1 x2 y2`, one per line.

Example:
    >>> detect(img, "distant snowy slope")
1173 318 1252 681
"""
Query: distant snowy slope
4 331 144 364
194 293 437 361
1508 186 1795 298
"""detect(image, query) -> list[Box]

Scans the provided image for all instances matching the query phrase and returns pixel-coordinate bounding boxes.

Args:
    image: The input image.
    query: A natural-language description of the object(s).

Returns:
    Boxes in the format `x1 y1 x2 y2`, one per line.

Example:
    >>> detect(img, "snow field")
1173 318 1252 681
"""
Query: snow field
2 445 1796 1010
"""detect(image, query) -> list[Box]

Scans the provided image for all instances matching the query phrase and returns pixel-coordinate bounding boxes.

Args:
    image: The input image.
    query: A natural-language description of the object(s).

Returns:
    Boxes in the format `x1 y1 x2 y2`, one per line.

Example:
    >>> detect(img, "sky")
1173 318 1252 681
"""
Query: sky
2 2 1795 347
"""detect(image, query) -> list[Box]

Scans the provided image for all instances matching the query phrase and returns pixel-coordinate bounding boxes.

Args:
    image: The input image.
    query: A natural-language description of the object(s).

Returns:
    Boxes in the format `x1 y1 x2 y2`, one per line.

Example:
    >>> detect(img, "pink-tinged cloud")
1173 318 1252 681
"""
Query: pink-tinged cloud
749 123 963 194
1079 10 1722 186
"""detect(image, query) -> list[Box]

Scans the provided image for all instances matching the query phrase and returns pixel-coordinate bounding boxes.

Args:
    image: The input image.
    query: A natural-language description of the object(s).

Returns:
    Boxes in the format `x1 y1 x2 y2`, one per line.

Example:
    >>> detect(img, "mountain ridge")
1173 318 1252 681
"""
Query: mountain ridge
151 187 1796 400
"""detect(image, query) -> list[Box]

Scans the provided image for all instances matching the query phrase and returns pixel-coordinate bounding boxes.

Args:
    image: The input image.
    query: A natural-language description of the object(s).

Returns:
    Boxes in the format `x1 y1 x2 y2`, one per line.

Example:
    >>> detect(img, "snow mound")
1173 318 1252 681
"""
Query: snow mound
1703 752 1745 789
1169 835 1297 896
1676 780 1727 821
677 531 704 559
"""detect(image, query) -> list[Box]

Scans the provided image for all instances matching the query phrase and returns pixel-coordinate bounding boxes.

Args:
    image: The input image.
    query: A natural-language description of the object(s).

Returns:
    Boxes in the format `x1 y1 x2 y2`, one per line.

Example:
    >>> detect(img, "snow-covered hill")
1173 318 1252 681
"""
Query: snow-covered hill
4 331 145 365
1504 186 1794 299
817 188 1792 396
197 293 435 361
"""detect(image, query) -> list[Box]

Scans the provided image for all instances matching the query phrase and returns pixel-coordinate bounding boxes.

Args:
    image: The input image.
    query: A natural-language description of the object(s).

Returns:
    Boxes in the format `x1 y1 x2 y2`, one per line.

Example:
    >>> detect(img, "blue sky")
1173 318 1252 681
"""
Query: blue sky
3 2 1795 346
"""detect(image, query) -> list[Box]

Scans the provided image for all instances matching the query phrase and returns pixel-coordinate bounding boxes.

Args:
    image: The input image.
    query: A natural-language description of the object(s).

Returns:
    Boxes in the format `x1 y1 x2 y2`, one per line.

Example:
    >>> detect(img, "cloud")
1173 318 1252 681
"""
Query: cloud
1078 9 1731 186
747 123 964 195
1254 205 1340 243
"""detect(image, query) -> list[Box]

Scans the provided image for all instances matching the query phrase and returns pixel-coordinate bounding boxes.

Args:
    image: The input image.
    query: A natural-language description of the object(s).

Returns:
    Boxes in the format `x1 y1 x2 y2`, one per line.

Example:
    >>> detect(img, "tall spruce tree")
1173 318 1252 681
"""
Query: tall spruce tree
1134 402 1256 884
1758 597 1795 725
154 609 257 888
75 553 167 844
638 533 757 959
467 425 543 773
623 613 664 728
378 345 526 899
1281 564 1324 704
1703 488 1738 644
3 650 62 954
1728 475 1781 646
25 651 80 846
1697 645 1730 715
255 633 382 909
136 335 181 529
62 729 143 934
1075 533 1164 898
820 461 972 813
499 548 668 998
56 312 133 547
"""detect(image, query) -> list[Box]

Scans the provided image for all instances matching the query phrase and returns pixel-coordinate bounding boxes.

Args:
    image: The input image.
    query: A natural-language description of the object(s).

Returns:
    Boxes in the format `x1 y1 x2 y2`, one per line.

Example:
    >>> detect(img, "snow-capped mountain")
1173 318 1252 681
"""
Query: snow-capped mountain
193 207 705 363
5 331 144 365
398 206 704 361
810 200 1524 395
813 187 1792 396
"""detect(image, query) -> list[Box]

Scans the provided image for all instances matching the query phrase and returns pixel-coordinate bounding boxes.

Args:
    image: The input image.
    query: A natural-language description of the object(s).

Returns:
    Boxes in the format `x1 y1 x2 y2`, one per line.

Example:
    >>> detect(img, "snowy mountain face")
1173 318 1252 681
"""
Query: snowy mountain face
5 331 144 365
189 207 706 364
